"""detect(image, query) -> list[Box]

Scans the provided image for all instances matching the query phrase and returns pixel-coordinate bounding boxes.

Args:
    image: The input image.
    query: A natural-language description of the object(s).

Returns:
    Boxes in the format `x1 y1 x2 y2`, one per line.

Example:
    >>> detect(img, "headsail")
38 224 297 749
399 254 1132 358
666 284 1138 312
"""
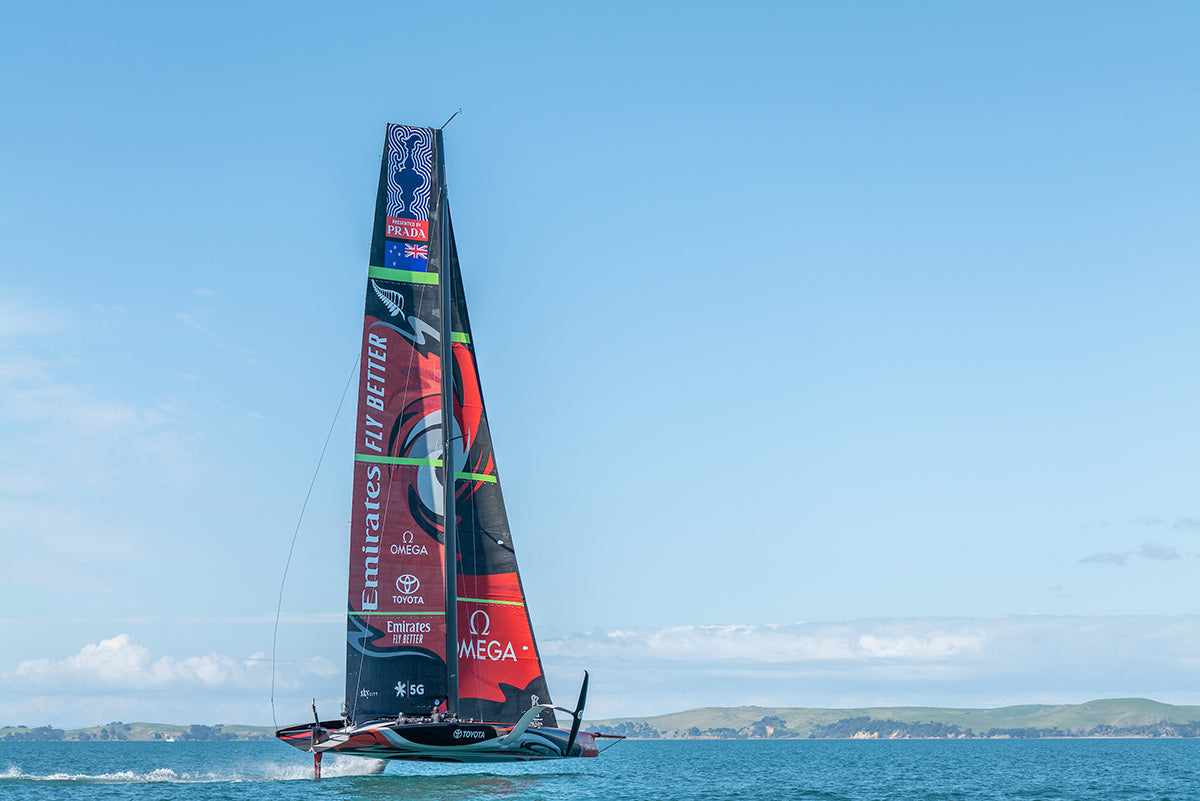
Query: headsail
345 124 552 726
444 220 555 727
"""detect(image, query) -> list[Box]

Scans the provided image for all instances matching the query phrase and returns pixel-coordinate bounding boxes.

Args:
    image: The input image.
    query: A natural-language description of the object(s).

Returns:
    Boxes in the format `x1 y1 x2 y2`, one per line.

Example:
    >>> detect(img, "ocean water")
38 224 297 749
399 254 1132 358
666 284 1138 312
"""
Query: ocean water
2 738 1199 800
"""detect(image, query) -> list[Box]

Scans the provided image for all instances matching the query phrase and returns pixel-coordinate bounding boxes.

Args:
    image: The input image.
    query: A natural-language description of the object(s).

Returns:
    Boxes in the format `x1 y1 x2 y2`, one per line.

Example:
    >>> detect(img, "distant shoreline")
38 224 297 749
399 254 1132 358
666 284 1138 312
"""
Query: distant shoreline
5 698 1200 742
589 697 1200 741
0 722 275 743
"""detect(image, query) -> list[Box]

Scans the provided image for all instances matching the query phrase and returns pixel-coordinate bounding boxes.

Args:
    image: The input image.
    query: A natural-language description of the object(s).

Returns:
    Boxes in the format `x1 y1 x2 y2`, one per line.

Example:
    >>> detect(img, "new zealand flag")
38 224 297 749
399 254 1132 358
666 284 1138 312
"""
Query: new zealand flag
386 241 429 272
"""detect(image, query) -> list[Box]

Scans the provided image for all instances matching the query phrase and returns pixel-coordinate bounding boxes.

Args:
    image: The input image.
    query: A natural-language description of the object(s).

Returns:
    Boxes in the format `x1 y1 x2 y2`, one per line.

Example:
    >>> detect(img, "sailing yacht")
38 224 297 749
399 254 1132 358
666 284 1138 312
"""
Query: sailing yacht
275 123 618 773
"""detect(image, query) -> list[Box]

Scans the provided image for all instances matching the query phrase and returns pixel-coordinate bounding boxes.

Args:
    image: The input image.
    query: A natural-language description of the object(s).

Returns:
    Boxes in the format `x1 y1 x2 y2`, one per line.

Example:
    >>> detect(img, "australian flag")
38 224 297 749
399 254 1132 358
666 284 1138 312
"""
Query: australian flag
386 241 429 272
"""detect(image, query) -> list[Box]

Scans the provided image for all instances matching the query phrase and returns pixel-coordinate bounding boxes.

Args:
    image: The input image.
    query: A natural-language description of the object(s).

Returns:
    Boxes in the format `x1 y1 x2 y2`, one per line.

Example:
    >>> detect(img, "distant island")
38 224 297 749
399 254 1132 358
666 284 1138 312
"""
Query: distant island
588 698 1200 740
0 722 275 743
5 698 1200 742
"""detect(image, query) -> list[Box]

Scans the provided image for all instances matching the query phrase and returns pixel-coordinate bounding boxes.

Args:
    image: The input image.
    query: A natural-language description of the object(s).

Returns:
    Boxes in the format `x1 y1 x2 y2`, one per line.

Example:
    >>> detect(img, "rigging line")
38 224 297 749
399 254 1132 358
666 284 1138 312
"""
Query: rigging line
439 109 462 130
270 352 361 730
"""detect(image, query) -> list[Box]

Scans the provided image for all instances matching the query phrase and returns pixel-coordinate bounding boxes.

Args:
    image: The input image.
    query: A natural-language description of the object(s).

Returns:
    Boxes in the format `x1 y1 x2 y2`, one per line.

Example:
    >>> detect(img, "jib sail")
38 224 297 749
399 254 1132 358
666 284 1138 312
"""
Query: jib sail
345 123 552 725
444 220 555 726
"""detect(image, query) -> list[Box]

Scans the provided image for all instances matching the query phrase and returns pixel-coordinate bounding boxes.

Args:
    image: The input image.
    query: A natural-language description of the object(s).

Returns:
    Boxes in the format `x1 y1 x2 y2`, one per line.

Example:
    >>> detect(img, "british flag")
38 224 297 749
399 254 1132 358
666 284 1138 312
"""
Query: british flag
385 241 428 271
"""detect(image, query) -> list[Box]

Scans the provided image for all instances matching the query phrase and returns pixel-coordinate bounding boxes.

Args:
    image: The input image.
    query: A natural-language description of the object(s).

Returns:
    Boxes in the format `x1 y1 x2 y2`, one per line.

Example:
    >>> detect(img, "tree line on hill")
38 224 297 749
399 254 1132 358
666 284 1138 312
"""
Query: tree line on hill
592 715 1200 740
1 723 244 742
9 715 1200 743
1 726 66 742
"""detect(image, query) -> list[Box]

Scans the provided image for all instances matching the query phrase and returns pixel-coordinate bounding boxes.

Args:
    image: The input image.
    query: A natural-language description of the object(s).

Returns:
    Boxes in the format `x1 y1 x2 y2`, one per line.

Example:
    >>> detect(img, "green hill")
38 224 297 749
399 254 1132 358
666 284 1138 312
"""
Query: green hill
586 698 1200 739
0 722 276 742
6 699 1200 742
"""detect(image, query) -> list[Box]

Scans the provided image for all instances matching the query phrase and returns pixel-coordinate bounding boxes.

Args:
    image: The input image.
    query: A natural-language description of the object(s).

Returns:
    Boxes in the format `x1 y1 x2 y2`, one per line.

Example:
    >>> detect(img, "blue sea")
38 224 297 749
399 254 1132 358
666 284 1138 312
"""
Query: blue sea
2 739 1199 800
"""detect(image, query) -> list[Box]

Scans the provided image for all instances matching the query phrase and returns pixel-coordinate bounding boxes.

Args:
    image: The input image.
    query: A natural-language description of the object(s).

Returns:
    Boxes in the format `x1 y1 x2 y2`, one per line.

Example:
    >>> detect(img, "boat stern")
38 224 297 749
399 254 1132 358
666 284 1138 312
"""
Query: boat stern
573 730 600 757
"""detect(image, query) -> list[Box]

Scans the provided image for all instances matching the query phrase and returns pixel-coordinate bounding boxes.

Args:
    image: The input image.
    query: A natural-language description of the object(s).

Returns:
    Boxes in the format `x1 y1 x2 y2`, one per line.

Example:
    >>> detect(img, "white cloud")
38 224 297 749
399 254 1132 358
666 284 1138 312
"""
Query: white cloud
5 618 1200 727
1081 541 1189 565
541 615 1200 719
1136 516 1200 532
2 634 336 696
0 635 341 728
1139 542 1182 561
542 621 986 665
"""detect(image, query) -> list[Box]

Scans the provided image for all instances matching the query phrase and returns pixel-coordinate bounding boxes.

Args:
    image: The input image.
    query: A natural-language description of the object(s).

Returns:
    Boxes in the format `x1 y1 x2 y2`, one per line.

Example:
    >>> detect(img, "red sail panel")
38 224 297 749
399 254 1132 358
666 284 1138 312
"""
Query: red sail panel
346 124 451 722
456 574 547 713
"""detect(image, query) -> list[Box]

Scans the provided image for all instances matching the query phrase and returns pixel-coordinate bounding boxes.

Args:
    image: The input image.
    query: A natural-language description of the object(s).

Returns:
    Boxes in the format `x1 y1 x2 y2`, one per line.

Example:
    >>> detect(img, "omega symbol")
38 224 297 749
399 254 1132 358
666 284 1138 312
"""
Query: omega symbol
469 610 491 636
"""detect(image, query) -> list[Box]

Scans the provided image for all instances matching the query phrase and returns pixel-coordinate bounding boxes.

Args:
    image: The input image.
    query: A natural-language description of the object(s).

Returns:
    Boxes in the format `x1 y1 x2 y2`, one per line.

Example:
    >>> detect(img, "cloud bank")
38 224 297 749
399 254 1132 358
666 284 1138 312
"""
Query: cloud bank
540 615 1200 718
3 634 335 695
0 635 337 729
6 617 1200 727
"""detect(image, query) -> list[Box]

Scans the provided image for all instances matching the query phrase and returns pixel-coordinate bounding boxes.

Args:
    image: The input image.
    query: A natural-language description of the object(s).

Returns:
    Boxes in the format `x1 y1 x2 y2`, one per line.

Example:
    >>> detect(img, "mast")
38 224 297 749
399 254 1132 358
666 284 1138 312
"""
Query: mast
436 128 459 716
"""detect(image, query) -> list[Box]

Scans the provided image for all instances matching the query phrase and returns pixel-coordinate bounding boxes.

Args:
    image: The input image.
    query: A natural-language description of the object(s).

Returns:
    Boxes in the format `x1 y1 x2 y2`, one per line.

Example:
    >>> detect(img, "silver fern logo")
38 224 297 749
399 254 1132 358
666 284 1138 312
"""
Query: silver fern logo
371 280 404 317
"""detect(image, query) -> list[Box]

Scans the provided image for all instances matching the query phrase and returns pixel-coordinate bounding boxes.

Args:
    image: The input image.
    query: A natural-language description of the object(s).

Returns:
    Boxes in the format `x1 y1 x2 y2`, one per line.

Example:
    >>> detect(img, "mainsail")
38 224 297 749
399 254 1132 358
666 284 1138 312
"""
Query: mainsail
344 124 552 725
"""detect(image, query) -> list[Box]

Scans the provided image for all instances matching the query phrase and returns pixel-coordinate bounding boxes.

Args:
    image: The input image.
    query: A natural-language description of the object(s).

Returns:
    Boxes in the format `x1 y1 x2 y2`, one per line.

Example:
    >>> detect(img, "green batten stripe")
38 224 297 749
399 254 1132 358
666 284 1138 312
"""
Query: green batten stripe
353 456 496 481
367 265 439 285
457 597 525 607
455 471 497 483
451 332 471 344
355 454 440 467
353 611 445 616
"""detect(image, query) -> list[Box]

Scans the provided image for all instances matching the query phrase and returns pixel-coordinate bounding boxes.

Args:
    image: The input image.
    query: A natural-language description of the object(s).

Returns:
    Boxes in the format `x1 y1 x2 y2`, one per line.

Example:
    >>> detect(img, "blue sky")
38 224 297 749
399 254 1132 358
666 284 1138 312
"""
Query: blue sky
2 1 1200 728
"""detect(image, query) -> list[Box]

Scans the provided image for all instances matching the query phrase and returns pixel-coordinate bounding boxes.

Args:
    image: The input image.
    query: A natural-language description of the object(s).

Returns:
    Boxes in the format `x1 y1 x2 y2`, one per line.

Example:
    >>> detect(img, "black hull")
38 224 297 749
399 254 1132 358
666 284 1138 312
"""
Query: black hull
276 719 600 763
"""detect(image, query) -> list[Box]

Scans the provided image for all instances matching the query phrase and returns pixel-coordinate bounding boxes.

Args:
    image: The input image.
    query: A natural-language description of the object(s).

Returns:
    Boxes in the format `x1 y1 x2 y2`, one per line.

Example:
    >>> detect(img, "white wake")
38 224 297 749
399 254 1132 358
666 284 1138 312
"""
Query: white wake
0 756 387 783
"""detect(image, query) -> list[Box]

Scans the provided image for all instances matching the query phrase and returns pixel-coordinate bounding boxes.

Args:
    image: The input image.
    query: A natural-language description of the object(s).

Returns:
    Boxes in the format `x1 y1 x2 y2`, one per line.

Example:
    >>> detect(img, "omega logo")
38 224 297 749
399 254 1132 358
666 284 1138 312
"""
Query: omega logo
469 610 491 636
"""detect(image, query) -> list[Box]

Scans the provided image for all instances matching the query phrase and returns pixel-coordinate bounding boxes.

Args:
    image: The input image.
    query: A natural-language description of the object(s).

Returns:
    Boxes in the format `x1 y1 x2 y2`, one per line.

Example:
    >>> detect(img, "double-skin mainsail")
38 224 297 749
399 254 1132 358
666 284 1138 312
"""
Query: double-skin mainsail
276 123 611 768
347 123 552 726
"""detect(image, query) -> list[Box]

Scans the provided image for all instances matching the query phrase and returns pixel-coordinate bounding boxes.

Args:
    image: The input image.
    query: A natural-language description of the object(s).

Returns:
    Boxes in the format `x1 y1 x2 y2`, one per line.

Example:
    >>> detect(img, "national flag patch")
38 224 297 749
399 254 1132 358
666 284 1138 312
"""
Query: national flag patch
387 241 428 271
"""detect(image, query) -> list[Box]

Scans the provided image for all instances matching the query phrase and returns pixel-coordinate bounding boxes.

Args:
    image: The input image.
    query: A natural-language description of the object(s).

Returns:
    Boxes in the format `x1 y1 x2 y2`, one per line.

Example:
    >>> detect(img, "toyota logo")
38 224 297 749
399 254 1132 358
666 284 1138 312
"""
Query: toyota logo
469 610 491 636
396 574 420 594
